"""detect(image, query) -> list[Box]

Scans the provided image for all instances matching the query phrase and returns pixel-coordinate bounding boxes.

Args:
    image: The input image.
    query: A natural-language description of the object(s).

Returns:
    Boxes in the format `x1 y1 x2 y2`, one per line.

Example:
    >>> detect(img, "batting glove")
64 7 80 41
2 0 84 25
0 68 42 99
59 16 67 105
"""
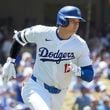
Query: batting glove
70 63 81 76
2 57 16 85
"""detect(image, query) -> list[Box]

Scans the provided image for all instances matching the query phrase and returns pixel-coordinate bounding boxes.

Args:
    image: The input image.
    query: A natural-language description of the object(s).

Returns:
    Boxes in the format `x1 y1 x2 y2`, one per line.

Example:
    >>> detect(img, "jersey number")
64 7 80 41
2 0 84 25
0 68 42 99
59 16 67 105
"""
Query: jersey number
64 64 71 73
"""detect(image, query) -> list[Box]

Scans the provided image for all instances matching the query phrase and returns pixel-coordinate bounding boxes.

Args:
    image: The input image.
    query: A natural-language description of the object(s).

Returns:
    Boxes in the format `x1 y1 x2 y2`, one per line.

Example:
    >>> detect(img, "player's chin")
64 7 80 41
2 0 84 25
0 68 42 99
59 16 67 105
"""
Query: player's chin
71 30 77 34
71 28 78 33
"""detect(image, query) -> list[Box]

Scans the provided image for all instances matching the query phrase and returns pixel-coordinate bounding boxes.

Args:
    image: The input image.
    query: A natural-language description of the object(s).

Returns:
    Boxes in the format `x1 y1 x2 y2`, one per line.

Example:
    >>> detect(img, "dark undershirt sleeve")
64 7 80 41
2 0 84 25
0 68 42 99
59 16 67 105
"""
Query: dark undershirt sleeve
10 40 22 59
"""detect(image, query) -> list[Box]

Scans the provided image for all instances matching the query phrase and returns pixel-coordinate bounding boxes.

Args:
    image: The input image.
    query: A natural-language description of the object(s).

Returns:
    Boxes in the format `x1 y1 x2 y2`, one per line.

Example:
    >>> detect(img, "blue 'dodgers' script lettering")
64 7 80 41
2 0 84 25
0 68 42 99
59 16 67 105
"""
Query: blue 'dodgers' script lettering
39 47 75 64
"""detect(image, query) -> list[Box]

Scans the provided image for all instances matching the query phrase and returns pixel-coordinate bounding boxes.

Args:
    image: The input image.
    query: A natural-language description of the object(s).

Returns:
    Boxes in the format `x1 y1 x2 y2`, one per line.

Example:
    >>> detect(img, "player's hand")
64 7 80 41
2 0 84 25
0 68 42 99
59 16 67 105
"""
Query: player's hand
70 63 81 76
2 57 16 85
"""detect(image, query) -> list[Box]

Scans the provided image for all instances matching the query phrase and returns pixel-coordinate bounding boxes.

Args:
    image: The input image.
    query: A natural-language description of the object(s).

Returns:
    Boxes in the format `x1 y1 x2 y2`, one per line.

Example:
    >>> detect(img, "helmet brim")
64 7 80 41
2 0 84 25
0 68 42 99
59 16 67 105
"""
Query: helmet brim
64 16 86 22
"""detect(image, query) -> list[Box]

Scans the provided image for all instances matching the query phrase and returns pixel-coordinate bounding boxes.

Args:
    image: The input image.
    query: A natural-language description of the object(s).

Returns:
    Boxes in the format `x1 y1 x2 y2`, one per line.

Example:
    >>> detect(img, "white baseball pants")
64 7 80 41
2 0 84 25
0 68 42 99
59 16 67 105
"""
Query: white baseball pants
21 78 67 110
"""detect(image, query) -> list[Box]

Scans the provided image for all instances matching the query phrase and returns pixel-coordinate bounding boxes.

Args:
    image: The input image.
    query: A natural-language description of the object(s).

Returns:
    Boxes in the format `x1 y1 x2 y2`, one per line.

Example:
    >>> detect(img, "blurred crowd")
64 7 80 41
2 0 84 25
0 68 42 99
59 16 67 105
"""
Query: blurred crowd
0 17 110 110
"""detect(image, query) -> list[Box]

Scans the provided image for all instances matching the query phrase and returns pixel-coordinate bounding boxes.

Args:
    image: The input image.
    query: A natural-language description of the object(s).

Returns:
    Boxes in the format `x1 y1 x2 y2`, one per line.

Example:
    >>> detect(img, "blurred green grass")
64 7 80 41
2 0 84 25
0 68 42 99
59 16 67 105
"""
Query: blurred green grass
61 92 74 110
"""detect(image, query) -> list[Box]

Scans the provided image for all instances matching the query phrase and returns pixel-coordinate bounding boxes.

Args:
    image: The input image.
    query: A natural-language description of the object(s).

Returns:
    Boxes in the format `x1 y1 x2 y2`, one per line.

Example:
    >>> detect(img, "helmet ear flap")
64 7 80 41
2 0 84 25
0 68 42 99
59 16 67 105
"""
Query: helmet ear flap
57 13 69 27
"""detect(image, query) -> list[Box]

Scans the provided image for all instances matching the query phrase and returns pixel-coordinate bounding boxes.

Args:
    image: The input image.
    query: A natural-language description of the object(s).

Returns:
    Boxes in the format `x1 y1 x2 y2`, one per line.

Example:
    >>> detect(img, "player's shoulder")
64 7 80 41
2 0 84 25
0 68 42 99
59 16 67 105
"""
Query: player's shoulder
30 25 57 32
74 34 86 44
72 34 90 52
72 34 90 55
73 34 87 46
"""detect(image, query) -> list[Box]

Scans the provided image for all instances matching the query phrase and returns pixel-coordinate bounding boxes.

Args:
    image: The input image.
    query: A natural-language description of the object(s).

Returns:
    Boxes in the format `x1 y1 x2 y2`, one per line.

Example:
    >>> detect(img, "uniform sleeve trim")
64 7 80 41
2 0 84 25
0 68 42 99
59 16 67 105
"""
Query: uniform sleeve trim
24 30 29 42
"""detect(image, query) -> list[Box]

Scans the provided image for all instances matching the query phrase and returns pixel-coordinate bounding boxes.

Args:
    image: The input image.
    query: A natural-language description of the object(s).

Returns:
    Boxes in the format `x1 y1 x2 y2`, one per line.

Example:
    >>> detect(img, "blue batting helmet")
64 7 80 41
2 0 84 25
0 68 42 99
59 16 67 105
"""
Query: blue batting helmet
56 6 85 27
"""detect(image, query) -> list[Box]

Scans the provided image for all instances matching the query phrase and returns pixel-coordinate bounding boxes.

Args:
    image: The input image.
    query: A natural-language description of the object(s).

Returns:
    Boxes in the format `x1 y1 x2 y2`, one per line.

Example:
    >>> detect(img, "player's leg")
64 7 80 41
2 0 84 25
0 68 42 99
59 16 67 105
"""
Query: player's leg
21 78 51 110
51 89 67 110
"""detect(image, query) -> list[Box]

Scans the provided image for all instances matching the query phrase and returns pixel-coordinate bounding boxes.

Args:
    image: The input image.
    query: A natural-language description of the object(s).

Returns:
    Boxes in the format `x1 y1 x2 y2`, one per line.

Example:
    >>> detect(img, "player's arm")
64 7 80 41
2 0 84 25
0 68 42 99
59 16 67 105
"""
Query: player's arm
71 63 94 82
2 25 41 85
10 30 27 58
9 25 46 58
73 42 94 82
80 65 94 82
10 41 22 59
2 31 27 84
2 25 43 84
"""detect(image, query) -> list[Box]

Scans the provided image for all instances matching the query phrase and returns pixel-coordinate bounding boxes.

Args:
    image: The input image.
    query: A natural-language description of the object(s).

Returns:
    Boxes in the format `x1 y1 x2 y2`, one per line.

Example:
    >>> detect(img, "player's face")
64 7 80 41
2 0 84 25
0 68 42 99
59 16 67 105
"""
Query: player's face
66 18 80 33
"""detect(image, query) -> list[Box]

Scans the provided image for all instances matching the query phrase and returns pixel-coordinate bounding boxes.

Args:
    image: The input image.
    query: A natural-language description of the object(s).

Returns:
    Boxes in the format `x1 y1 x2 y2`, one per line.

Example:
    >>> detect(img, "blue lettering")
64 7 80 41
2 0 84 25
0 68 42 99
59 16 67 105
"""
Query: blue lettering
48 52 53 58
39 47 48 57
38 47 75 64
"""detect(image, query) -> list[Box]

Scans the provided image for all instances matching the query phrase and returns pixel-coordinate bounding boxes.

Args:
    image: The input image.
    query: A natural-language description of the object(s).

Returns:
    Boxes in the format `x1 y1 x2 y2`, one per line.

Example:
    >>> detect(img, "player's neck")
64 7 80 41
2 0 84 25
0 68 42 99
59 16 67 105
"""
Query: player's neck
57 27 75 40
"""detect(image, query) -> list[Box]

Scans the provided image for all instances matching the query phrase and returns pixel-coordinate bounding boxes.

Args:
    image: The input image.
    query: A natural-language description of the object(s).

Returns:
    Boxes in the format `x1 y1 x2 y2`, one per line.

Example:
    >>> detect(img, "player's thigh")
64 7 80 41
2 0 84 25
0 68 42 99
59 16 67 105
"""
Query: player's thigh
51 89 67 110
21 79 51 110
25 90 51 110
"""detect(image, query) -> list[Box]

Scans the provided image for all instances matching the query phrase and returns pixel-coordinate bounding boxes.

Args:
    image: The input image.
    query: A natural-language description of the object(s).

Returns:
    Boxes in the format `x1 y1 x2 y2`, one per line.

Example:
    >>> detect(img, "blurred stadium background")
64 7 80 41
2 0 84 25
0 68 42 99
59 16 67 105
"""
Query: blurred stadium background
0 0 110 110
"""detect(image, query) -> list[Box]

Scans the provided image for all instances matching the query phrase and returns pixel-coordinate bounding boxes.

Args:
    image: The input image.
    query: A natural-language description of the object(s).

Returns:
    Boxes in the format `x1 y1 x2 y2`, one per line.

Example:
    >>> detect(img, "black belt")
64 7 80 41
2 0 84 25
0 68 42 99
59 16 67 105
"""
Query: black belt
31 75 61 94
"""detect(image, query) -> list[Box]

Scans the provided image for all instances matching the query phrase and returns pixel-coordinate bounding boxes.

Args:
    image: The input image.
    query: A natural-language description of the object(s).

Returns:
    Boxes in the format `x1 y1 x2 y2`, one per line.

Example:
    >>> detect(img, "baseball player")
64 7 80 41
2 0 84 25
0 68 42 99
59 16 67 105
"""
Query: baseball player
2 6 94 110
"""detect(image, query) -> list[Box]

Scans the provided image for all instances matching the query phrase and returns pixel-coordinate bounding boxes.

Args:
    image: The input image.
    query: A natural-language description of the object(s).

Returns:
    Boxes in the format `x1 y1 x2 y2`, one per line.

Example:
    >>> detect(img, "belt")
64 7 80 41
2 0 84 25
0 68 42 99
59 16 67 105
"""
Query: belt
31 75 61 94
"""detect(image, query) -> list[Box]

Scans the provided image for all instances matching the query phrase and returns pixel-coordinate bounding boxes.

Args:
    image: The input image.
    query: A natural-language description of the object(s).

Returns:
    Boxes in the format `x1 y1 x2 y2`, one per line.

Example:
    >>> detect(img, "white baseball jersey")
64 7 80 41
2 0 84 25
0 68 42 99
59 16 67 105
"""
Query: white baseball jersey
18 25 92 89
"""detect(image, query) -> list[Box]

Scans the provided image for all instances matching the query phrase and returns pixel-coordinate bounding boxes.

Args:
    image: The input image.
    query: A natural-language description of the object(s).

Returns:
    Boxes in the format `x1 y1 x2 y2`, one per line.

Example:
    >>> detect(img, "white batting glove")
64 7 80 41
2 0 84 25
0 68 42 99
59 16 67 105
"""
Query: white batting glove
70 63 81 76
2 57 16 85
